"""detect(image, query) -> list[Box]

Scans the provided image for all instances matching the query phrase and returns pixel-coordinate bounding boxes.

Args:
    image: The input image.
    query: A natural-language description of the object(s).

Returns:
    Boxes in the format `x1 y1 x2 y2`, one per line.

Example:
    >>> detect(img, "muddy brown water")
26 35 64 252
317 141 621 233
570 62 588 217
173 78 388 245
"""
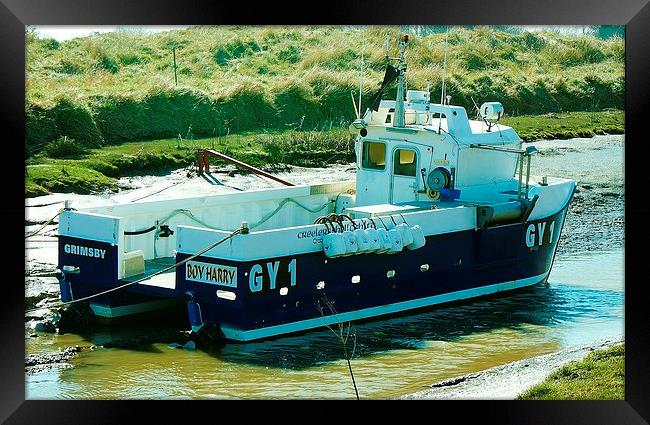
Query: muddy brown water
25 135 624 399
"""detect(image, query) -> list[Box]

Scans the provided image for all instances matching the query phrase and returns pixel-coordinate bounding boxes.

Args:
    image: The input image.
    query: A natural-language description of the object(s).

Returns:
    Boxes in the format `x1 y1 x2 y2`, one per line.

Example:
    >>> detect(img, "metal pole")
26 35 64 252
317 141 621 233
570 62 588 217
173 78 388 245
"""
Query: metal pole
517 152 524 200
525 154 532 199
173 46 178 86
393 35 408 128
203 149 295 186
358 27 364 117
440 28 449 106
197 150 204 174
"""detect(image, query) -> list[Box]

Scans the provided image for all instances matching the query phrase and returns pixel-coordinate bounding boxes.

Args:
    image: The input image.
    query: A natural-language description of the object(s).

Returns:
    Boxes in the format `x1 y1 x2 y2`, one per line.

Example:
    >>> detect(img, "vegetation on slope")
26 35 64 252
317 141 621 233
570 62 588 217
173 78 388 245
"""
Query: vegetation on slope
25 110 623 197
26 26 624 156
518 344 624 400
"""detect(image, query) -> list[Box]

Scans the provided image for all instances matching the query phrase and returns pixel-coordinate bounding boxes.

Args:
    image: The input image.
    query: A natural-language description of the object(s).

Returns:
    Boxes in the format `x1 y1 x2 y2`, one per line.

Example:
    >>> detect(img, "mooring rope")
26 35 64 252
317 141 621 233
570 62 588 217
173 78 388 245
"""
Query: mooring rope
129 180 187 203
26 200 65 208
26 227 244 314
25 208 64 239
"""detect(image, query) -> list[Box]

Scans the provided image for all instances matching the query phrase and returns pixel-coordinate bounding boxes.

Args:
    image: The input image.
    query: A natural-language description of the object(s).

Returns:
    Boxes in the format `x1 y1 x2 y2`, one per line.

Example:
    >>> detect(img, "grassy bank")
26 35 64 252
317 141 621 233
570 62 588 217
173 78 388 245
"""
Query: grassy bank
25 110 623 198
26 26 623 155
518 344 624 400
501 110 623 141
25 127 353 197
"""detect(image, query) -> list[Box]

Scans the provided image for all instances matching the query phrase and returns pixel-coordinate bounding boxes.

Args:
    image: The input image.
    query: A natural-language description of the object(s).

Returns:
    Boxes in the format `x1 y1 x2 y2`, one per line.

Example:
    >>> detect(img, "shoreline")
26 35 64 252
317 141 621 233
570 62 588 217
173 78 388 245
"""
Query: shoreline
24 133 624 398
25 111 623 198
400 336 624 400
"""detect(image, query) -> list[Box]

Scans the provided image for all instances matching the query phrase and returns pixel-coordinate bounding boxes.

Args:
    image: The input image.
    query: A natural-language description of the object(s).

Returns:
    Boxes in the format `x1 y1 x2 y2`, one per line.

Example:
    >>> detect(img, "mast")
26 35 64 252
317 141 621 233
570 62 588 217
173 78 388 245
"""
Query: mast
358 27 364 118
393 34 408 128
440 28 449 106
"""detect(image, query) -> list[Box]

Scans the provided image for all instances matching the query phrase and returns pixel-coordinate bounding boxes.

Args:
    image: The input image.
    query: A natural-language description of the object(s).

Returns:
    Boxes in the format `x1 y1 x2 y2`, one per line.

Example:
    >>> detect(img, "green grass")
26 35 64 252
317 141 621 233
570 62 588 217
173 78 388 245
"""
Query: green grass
25 26 624 155
24 110 624 198
501 110 623 141
25 164 118 197
25 127 355 197
518 344 625 400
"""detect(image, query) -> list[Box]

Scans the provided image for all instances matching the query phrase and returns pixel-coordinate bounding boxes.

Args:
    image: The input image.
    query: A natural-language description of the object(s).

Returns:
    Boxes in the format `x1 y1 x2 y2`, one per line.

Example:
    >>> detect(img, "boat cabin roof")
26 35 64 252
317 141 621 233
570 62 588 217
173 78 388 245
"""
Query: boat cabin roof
373 100 520 141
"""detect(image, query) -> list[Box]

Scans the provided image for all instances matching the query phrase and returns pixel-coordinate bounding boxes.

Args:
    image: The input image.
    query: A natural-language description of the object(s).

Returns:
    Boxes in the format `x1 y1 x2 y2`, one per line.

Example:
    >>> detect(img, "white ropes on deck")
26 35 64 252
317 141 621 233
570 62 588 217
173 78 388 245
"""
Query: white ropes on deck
136 197 335 235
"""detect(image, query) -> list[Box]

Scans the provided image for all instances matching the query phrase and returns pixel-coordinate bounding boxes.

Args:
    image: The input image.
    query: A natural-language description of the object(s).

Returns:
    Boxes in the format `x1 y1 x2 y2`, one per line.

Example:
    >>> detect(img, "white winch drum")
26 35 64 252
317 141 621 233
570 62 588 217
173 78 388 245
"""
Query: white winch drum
342 230 358 256
406 225 426 250
354 228 371 254
377 229 392 253
365 227 381 253
396 223 414 247
479 101 504 121
387 228 404 254
323 232 347 258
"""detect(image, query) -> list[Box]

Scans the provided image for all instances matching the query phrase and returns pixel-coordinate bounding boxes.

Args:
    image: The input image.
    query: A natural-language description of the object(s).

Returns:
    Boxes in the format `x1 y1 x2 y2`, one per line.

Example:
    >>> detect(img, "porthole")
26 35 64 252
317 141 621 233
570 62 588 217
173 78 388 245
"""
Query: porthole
216 290 236 301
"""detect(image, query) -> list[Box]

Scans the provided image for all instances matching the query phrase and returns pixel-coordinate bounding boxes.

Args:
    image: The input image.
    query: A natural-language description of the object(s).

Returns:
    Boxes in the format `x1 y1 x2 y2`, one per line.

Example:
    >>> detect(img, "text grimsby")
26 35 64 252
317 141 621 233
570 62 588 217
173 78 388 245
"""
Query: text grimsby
63 244 107 259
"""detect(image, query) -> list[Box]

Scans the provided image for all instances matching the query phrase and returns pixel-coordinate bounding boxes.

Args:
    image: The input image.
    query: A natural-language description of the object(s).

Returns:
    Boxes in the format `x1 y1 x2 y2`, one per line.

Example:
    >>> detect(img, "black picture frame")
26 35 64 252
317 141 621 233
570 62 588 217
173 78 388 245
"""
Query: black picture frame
3 0 648 422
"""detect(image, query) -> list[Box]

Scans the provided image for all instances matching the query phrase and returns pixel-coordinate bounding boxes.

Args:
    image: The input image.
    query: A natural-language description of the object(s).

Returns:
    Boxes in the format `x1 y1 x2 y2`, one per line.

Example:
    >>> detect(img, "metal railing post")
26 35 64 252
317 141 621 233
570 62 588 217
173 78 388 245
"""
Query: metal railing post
525 154 532 199
517 152 524 200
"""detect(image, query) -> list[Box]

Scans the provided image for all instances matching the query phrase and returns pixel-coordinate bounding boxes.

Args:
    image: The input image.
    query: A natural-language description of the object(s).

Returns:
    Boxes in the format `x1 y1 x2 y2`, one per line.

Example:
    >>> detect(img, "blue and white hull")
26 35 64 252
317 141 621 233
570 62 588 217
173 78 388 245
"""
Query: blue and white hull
57 175 574 341
175 196 572 342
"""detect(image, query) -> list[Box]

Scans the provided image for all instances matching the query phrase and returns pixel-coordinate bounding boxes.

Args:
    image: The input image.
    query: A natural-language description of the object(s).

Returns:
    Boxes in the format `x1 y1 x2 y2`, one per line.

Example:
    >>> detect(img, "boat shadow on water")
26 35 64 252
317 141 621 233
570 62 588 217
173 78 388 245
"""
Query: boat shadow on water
70 280 622 370
204 282 622 370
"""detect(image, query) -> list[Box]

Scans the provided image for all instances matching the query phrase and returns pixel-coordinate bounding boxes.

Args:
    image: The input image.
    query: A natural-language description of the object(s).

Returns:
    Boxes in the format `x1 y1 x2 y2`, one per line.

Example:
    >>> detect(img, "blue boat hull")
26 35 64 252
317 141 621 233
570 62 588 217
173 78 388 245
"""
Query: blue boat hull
58 197 570 341
175 203 570 341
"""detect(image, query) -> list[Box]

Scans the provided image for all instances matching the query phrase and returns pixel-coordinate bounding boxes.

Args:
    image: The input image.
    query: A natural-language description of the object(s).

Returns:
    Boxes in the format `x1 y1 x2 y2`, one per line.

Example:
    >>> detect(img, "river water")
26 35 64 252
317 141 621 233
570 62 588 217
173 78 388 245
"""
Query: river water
25 135 624 399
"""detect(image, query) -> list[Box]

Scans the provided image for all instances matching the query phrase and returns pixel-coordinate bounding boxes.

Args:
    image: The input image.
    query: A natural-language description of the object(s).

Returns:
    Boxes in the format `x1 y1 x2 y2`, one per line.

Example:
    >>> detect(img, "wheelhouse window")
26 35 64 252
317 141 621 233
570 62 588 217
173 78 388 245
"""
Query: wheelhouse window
393 149 417 176
362 141 386 170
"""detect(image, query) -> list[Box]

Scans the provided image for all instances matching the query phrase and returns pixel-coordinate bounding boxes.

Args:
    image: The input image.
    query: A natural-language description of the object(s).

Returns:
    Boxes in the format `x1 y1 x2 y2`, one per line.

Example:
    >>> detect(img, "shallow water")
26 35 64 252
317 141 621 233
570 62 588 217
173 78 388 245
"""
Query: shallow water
25 134 624 399
26 248 623 399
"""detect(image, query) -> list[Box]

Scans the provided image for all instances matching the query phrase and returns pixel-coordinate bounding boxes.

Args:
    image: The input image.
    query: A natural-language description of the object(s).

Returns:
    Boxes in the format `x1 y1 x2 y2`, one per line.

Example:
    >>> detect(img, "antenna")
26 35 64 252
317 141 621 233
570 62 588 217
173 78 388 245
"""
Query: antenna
358 27 365 118
440 27 449 106
393 34 409 128
351 90 359 119
470 96 481 119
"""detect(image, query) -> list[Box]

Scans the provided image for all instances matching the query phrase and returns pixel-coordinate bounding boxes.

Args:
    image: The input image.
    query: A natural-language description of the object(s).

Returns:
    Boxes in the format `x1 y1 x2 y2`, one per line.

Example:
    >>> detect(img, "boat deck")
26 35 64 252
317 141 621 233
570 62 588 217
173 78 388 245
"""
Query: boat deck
121 257 176 289
344 201 470 219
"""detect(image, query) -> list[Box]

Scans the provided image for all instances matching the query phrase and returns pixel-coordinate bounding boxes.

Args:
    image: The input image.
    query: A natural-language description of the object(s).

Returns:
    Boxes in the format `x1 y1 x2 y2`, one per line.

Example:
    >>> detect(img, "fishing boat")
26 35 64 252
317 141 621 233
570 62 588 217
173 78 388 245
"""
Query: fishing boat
57 35 575 341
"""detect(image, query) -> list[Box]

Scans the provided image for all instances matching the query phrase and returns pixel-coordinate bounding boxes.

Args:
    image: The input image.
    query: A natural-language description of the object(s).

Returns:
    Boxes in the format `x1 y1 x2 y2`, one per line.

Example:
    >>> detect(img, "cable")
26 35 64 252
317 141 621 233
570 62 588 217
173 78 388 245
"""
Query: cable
124 225 157 236
338 214 358 229
376 216 389 230
26 228 243 314
129 180 186 203
315 216 335 233
25 209 64 239
139 197 334 236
